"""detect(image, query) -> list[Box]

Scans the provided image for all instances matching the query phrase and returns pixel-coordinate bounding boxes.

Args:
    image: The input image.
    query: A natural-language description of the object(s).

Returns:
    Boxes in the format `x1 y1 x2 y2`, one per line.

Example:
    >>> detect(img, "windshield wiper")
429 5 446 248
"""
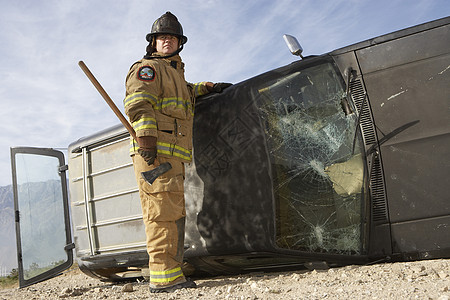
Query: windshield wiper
365 120 420 155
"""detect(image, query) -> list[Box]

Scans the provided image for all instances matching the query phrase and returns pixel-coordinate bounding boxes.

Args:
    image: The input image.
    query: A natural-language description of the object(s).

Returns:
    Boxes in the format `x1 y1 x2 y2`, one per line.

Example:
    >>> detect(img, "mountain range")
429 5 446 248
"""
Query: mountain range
0 184 16 274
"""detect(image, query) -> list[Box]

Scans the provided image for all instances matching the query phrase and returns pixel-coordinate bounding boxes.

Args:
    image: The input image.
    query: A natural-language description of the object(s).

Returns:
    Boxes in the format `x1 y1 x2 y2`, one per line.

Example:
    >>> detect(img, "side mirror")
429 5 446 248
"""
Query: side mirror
283 34 304 58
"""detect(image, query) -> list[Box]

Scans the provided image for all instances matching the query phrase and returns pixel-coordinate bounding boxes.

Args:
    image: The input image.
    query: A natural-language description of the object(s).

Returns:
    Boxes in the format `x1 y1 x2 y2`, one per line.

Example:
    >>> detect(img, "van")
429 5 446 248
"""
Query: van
11 16 449 287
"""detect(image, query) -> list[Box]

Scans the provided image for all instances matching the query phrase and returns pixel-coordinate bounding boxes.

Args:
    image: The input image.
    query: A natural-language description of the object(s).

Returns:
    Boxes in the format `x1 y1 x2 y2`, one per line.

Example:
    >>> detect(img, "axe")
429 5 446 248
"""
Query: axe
78 61 171 185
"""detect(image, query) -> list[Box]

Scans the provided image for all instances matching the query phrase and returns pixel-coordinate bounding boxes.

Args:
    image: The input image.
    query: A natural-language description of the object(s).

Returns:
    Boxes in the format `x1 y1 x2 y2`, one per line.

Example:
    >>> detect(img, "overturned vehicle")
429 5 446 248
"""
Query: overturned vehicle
11 16 450 287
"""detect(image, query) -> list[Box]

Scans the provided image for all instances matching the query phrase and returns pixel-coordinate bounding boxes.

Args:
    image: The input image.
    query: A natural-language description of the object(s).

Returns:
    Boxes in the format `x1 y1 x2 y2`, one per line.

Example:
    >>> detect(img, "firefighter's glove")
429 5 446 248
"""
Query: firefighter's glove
207 82 232 93
137 136 157 165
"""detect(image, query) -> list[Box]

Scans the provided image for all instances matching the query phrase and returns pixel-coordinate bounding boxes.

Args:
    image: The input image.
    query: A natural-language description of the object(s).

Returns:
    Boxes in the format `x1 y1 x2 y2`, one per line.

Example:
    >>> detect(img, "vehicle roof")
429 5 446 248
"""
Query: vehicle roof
68 123 127 153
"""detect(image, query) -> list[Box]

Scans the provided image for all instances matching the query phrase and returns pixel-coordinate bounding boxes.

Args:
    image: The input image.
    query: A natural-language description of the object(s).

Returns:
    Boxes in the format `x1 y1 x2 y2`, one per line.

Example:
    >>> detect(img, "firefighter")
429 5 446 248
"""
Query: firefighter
123 11 231 293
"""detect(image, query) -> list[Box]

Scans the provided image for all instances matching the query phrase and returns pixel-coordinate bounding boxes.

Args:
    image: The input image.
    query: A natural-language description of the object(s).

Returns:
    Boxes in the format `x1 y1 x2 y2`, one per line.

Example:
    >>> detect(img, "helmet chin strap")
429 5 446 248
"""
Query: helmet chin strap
144 44 184 59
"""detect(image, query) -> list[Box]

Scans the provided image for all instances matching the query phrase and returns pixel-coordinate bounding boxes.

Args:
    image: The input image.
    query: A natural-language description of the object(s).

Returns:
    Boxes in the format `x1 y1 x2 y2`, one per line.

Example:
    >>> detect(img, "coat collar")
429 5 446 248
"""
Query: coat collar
151 53 184 70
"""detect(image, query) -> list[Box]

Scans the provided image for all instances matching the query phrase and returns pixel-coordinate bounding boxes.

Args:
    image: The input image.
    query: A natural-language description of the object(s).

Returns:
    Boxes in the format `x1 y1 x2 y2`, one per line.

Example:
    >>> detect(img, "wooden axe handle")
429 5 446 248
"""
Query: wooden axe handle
78 61 138 142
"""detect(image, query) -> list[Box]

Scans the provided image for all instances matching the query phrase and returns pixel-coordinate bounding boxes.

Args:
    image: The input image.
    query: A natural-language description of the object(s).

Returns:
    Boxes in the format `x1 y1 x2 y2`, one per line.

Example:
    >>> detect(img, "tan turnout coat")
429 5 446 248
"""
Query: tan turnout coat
124 54 209 162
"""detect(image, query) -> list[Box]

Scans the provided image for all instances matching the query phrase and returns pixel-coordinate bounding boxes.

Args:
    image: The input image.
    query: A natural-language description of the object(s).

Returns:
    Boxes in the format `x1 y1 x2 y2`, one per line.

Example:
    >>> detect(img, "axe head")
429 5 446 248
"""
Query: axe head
141 162 172 185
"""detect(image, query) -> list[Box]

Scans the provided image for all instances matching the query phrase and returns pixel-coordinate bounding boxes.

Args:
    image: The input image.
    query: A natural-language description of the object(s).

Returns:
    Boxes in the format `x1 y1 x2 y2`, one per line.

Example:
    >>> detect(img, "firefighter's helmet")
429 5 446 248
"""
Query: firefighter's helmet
146 12 187 45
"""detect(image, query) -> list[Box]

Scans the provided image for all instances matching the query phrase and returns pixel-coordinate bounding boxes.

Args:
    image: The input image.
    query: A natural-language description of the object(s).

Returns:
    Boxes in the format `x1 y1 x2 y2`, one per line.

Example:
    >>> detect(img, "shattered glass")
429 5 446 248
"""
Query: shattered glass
255 62 366 255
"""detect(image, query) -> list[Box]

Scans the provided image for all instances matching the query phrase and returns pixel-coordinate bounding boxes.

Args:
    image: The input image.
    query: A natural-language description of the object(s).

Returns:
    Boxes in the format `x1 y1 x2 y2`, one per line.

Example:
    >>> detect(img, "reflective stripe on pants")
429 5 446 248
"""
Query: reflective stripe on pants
132 154 186 287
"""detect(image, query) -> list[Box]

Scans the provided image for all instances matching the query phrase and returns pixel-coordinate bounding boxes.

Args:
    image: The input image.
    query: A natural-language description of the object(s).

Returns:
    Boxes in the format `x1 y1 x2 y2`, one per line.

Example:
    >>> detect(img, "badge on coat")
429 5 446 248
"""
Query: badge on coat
138 66 155 81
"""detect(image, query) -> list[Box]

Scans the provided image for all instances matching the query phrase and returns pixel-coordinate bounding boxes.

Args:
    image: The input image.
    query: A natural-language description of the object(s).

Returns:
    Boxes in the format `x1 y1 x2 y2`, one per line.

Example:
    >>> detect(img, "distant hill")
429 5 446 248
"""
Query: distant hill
0 180 68 276
0 185 16 275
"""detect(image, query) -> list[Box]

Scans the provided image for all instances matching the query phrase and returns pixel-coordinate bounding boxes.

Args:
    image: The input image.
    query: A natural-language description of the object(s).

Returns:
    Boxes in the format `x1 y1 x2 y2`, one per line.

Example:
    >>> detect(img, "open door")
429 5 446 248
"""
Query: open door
10 147 74 288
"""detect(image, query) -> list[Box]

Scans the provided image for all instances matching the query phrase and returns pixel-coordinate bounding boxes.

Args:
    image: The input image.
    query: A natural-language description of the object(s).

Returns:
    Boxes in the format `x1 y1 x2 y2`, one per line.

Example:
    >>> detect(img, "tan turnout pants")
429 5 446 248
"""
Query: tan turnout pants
132 154 187 288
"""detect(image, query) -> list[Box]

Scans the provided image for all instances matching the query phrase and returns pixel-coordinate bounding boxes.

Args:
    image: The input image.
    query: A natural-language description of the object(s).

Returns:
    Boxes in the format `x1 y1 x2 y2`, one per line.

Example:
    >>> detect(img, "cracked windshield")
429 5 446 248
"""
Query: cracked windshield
255 61 366 255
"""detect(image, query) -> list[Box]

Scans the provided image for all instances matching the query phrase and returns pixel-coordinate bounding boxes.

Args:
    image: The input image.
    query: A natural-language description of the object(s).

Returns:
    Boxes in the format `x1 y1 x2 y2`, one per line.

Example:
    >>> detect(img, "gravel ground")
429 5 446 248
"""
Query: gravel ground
1 259 449 299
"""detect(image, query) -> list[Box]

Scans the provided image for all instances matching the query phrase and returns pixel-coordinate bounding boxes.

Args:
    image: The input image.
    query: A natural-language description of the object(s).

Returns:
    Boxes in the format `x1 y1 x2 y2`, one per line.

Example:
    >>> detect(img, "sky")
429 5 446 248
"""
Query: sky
0 0 449 187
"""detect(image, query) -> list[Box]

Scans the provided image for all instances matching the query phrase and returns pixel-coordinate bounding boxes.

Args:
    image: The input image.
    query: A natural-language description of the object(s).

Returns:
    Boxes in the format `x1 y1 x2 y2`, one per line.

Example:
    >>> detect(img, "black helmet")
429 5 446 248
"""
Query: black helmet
146 12 187 45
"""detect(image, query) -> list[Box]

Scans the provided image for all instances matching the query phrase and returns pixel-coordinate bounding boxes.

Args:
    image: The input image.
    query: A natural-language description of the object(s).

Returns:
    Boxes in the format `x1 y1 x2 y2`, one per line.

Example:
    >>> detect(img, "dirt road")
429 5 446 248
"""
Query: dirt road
1 259 449 299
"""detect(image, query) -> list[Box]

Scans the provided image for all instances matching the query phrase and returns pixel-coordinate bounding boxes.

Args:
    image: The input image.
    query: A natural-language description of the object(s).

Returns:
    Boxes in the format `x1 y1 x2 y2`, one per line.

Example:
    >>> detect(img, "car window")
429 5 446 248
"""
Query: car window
11 148 73 287
254 61 367 255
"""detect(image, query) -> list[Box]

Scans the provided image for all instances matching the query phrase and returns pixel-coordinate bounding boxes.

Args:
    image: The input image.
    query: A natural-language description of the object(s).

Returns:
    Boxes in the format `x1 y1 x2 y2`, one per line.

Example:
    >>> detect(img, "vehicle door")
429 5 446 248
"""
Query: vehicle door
10 147 73 288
